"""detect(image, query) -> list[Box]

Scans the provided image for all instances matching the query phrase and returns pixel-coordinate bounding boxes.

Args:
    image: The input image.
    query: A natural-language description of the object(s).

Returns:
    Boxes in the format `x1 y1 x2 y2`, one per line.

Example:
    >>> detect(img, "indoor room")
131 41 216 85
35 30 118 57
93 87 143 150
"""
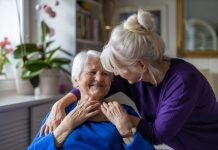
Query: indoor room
0 0 218 149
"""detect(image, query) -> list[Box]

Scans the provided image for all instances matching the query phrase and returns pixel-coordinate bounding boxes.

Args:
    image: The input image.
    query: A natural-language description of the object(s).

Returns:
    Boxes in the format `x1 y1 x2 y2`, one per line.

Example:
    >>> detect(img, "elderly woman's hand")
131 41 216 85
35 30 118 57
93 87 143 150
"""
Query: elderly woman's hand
66 99 101 128
40 102 66 136
53 99 100 147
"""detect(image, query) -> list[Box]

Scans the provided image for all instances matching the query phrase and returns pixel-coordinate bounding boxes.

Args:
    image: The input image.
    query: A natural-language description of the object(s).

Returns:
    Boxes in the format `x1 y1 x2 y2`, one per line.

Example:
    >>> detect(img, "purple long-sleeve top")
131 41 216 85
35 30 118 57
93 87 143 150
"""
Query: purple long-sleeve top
71 58 218 150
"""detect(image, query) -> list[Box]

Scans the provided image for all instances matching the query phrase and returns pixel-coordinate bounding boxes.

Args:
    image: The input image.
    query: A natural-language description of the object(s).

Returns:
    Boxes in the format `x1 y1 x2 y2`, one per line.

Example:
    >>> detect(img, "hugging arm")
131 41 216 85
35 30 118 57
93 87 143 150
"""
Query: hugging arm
28 100 100 149
40 92 78 136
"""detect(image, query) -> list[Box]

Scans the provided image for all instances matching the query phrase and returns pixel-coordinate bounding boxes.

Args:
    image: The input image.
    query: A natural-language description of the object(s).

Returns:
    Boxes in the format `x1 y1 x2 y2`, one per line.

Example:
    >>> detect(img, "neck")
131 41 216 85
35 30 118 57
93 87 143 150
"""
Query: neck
80 95 104 103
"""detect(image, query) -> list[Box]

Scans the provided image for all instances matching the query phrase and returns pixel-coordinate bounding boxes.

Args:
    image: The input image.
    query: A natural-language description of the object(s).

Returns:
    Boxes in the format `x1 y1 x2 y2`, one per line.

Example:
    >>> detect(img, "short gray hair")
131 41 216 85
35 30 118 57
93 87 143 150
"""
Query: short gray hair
71 50 101 87
101 9 166 79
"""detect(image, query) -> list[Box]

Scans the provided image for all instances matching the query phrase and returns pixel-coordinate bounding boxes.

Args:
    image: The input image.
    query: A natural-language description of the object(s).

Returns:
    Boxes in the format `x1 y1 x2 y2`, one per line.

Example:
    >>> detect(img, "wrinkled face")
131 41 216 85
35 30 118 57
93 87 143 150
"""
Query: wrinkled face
76 57 111 100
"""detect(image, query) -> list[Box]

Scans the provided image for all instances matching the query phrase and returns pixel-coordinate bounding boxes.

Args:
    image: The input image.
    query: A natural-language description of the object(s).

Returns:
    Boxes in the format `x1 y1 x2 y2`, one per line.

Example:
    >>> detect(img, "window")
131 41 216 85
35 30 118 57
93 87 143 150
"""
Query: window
0 0 28 79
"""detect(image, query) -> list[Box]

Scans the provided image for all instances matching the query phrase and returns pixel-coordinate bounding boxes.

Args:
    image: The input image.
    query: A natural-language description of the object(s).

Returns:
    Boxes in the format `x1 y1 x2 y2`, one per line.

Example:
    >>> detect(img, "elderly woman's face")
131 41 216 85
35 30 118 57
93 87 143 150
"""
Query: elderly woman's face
77 57 111 100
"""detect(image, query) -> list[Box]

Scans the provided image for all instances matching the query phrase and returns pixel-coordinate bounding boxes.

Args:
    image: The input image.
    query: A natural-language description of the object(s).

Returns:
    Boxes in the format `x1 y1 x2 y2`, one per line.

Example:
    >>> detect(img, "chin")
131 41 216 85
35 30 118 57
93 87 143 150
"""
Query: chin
128 80 136 84
90 92 103 98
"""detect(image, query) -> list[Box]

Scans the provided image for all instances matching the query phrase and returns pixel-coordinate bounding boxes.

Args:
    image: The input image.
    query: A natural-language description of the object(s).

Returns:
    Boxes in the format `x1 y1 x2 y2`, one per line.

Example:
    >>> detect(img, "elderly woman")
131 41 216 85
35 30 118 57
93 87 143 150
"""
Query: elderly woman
28 50 155 150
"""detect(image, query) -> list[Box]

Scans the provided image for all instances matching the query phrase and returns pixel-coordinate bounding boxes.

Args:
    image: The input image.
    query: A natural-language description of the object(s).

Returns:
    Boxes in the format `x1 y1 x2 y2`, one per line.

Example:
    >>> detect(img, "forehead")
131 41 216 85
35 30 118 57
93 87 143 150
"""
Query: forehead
83 57 102 70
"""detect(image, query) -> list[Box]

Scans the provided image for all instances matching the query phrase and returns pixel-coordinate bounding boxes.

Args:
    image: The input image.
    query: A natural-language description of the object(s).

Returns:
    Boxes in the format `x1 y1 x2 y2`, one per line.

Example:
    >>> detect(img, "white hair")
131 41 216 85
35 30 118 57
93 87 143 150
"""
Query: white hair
71 50 101 87
101 9 166 80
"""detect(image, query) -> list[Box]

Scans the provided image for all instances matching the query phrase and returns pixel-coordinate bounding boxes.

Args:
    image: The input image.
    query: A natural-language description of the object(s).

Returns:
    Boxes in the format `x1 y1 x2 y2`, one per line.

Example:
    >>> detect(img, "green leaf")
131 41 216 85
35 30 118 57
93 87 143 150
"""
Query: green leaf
50 58 71 67
21 69 42 82
27 51 42 60
24 60 50 72
46 40 54 49
41 20 50 45
13 43 40 59
16 60 24 68
46 47 61 62
59 48 73 57
5 57 10 64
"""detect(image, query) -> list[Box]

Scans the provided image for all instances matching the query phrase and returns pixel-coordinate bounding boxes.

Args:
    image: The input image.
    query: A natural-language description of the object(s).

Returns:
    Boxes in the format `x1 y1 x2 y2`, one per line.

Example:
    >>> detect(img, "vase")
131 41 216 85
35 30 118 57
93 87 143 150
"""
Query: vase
0 73 7 80
15 68 34 95
39 69 60 96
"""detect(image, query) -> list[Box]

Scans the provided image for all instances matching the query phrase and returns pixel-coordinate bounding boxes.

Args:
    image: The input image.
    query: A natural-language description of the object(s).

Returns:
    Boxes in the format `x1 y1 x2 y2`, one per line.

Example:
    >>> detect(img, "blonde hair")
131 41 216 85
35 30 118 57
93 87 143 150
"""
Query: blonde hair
101 9 166 80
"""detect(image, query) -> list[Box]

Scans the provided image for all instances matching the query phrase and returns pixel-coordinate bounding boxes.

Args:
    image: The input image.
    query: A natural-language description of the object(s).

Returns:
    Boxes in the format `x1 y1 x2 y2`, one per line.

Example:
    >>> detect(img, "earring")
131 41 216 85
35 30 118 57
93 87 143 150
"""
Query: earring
137 66 145 81
148 68 157 86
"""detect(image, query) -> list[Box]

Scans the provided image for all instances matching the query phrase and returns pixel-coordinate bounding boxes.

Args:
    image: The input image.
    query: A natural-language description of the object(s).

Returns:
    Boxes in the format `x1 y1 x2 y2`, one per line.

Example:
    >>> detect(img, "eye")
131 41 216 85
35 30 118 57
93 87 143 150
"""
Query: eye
87 71 96 75
102 71 110 76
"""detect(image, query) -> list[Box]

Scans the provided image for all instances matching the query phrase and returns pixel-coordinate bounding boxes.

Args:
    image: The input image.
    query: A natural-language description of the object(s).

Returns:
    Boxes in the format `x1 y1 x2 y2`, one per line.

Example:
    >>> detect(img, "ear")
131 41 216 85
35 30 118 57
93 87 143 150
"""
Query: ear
74 80 79 88
137 59 147 70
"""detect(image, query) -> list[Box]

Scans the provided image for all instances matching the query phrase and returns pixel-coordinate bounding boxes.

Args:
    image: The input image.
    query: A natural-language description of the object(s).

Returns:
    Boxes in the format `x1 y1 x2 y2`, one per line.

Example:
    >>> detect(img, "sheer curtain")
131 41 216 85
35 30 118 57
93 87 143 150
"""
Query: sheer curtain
0 0 27 79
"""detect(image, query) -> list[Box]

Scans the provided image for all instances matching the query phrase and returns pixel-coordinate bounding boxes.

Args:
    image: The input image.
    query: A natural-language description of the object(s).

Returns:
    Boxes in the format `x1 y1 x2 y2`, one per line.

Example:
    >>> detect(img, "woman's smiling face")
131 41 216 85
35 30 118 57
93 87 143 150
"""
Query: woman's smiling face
76 57 112 100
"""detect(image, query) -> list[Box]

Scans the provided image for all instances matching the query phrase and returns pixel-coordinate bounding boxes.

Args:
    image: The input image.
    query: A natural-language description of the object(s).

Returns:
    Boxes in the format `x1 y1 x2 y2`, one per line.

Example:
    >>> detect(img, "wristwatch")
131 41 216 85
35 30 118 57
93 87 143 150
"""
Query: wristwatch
121 127 137 138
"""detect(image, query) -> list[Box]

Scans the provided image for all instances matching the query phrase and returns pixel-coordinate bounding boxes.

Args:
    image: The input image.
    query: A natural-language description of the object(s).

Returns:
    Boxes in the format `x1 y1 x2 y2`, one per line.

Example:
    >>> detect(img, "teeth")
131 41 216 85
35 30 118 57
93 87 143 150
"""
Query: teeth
90 84 103 87
91 85 102 87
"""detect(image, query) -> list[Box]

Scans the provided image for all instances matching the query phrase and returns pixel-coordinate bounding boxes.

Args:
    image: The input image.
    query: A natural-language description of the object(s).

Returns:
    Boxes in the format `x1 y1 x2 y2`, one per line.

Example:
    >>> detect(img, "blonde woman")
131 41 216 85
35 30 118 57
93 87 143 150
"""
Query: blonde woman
41 10 218 150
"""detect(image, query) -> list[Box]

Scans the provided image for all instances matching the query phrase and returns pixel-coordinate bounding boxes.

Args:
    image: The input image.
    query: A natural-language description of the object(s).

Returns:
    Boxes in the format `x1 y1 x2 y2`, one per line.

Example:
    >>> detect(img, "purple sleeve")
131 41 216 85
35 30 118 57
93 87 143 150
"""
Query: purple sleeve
107 75 132 98
70 88 81 100
137 73 202 144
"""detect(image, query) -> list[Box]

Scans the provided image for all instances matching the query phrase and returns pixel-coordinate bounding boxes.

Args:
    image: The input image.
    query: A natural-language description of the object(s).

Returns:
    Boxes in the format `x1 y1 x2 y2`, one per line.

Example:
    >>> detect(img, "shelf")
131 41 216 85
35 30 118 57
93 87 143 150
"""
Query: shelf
77 39 103 46
76 0 104 52
77 0 102 7
76 6 91 15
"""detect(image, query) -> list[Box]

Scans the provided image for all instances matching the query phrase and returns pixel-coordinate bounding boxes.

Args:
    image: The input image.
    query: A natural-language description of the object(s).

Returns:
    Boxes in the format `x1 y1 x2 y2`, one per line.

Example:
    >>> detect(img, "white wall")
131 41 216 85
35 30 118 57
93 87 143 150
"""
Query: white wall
29 0 76 55
0 0 20 45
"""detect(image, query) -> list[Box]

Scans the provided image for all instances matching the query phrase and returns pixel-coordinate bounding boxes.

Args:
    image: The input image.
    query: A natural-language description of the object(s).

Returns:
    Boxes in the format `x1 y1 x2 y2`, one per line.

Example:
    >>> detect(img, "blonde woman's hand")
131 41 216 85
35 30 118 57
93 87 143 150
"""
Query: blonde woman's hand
40 102 66 136
101 101 134 136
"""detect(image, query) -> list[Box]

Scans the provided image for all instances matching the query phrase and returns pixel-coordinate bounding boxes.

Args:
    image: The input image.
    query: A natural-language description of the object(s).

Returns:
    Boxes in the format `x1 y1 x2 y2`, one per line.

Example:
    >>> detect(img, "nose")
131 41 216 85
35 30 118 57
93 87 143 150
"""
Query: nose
95 72 103 81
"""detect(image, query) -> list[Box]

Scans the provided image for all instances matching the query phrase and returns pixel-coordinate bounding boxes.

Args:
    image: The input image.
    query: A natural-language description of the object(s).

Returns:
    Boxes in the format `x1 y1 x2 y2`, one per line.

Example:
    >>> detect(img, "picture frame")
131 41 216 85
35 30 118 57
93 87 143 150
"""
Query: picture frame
115 5 168 48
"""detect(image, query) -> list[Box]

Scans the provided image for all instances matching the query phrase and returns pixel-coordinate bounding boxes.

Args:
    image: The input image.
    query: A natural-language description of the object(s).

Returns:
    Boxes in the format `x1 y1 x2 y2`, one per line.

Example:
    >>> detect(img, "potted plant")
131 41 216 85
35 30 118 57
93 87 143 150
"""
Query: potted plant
13 1 72 95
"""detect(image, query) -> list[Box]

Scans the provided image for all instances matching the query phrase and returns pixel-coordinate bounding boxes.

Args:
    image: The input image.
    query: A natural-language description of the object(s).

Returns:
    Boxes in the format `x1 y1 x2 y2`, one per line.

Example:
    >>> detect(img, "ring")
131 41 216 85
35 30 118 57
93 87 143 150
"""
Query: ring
78 111 81 116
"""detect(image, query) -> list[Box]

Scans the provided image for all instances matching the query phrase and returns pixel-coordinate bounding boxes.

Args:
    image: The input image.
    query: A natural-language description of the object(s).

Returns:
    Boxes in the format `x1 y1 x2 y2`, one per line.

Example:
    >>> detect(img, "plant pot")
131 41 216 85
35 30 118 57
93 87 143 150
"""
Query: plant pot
0 73 7 80
15 68 34 95
39 69 60 96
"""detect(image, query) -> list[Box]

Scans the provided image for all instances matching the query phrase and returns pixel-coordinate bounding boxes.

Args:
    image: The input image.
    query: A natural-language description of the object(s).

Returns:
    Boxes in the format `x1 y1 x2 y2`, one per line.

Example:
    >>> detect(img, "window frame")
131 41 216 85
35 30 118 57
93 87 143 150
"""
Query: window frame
0 0 29 91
